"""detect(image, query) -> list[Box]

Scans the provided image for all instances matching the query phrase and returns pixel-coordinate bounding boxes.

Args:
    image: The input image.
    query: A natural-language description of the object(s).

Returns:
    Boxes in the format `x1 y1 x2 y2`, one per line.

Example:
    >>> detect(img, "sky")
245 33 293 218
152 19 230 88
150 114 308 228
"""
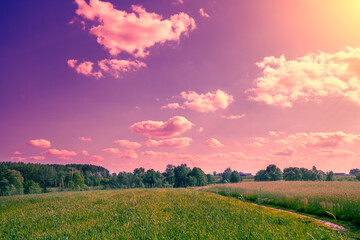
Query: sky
1 0 360 174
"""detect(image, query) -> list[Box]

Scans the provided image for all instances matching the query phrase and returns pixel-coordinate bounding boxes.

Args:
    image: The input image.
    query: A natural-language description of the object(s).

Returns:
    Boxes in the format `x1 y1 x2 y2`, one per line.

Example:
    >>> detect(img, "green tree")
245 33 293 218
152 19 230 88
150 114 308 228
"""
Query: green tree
189 167 208 186
24 180 41 194
350 168 360 175
174 164 191 188
283 167 302 181
230 171 242 183
221 167 232 183
266 164 282 181
163 164 175 185
207 174 215 184
326 171 335 181
254 170 269 181
356 172 360 181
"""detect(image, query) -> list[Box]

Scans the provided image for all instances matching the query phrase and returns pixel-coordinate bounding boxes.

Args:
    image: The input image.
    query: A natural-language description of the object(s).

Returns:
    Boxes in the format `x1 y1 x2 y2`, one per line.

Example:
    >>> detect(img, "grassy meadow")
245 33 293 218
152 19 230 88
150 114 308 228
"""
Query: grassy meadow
206 181 360 227
0 188 351 239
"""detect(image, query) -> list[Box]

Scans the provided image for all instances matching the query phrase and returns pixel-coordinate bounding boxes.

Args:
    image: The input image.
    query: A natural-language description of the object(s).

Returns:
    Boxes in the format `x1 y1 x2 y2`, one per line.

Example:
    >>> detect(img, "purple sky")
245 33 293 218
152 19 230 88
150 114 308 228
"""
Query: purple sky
2 0 360 174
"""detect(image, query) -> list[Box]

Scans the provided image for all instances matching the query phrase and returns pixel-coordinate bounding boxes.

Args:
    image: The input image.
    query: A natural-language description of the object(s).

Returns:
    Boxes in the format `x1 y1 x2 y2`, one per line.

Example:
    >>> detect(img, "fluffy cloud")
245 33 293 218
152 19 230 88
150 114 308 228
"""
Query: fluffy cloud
284 131 360 149
44 149 77 160
82 150 90 156
205 138 224 148
172 0 184 5
27 139 51 148
248 47 360 107
13 151 22 155
103 148 120 154
145 137 192 148
67 59 102 78
10 156 45 161
221 114 245 120
79 136 92 142
119 150 138 159
130 116 193 138
98 59 146 78
89 155 104 161
114 140 142 149
74 0 196 57
161 103 184 110
163 90 234 112
68 59 145 78
273 146 296 156
199 8 210 18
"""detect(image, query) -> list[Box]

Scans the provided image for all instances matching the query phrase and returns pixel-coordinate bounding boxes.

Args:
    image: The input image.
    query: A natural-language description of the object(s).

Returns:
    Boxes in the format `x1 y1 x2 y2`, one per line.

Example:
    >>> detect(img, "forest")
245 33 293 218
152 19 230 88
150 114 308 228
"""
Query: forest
0 161 359 196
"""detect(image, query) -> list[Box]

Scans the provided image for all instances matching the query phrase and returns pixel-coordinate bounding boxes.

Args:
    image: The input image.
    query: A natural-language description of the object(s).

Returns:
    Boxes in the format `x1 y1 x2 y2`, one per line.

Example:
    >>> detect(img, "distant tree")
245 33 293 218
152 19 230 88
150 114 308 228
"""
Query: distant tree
283 167 302 181
350 168 360 175
221 168 232 183
174 164 191 188
230 171 242 183
24 180 41 194
143 169 164 188
356 172 360 181
0 165 24 196
326 171 335 181
310 166 323 181
189 167 208 186
255 165 282 181
72 172 85 189
207 174 215 184
254 170 269 181
266 165 282 181
163 164 175 185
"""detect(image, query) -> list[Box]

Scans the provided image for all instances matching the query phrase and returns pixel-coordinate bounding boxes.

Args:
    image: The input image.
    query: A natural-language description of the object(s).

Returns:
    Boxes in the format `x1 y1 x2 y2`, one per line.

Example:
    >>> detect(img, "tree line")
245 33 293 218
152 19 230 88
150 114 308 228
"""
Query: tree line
1 161 359 196
0 162 243 196
255 164 360 182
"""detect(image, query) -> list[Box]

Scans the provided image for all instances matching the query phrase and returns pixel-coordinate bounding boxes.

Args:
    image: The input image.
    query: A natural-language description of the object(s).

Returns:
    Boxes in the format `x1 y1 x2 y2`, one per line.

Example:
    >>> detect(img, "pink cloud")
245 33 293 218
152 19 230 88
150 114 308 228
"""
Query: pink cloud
198 127 204 132
27 156 46 161
13 151 22 155
317 149 356 158
119 150 138 159
10 157 26 161
161 103 184 110
248 46 360 107
130 116 193 138
98 59 146 78
44 149 77 160
172 0 184 5
221 114 245 120
79 136 92 142
248 137 266 147
67 59 103 78
284 131 360 149
199 8 210 18
145 137 192 148
273 146 296 156
82 150 90 156
74 0 196 57
103 148 120 154
180 90 234 112
205 138 224 148
114 139 142 149
27 139 51 148
90 155 104 161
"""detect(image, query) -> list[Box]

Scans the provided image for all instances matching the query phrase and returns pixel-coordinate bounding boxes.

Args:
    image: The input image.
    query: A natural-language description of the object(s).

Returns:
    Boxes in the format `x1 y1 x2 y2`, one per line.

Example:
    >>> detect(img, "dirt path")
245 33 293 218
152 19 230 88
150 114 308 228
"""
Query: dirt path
249 202 347 232
192 187 347 232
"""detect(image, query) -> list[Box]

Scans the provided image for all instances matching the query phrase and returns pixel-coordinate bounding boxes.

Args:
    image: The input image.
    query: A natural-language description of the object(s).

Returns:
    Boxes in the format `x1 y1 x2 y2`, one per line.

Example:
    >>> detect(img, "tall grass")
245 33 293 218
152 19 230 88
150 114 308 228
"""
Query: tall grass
0 188 350 239
207 181 360 226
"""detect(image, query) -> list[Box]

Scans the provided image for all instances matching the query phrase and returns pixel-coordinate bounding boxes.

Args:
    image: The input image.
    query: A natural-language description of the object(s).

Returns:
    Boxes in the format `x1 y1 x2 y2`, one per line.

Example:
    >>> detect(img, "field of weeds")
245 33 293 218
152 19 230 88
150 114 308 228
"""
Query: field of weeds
0 188 351 239
206 181 360 226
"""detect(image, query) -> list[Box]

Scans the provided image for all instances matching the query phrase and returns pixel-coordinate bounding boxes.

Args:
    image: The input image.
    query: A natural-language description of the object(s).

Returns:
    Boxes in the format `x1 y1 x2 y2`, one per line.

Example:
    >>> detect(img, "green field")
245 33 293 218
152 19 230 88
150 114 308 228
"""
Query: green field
206 181 360 227
0 188 351 239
